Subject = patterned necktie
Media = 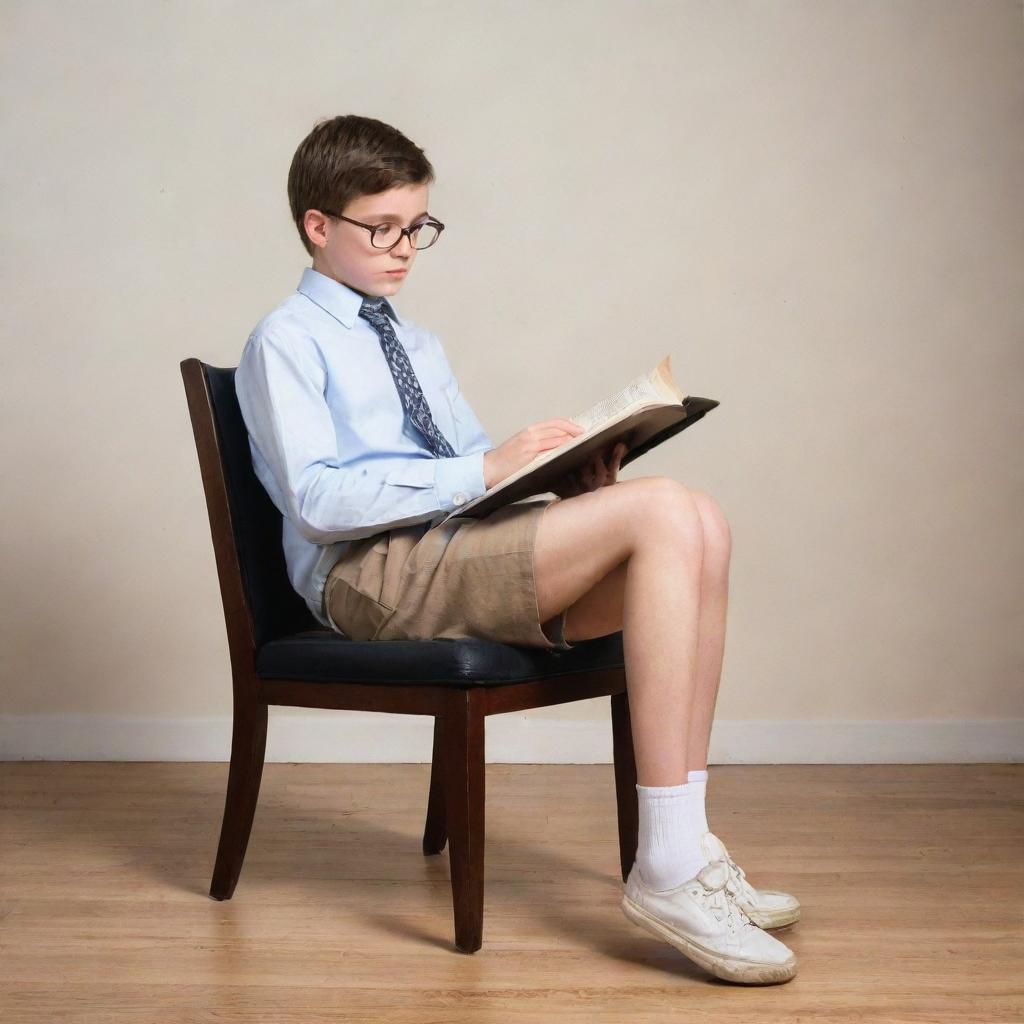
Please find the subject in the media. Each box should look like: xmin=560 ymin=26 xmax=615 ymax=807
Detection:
xmin=357 ymin=295 xmax=457 ymax=458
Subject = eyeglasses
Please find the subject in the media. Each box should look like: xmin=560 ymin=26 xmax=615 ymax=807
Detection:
xmin=320 ymin=209 xmax=445 ymax=250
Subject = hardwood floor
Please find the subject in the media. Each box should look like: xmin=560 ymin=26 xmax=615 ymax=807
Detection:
xmin=1 ymin=762 xmax=1020 ymax=1022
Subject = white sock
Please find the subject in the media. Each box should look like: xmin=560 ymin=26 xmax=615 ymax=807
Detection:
xmin=687 ymin=768 xmax=710 ymax=836
xmin=635 ymin=781 xmax=710 ymax=890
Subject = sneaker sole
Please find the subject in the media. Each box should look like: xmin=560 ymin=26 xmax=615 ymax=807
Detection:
xmin=743 ymin=903 xmax=801 ymax=930
xmin=620 ymin=893 xmax=798 ymax=985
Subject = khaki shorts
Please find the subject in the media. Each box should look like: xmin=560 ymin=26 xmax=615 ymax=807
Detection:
xmin=322 ymin=497 xmax=574 ymax=650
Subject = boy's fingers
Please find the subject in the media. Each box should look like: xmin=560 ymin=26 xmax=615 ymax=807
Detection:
xmin=555 ymin=418 xmax=586 ymax=435
xmin=603 ymin=445 xmax=624 ymax=485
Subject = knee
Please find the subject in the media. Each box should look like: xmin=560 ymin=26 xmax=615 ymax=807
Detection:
xmin=621 ymin=476 xmax=704 ymax=549
xmin=689 ymin=489 xmax=732 ymax=557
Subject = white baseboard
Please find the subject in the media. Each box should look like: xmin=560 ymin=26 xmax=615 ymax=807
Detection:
xmin=1 ymin=712 xmax=1021 ymax=763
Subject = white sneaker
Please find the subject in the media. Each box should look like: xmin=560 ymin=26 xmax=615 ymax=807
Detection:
xmin=701 ymin=832 xmax=801 ymax=930
xmin=621 ymin=858 xmax=798 ymax=985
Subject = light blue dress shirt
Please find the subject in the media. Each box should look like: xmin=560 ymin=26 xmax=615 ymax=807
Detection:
xmin=235 ymin=267 xmax=494 ymax=631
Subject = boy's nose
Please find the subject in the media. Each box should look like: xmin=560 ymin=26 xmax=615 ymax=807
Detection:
xmin=390 ymin=233 xmax=415 ymax=257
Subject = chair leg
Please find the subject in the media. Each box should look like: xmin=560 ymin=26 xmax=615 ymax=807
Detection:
xmin=210 ymin=699 xmax=268 ymax=900
xmin=423 ymin=716 xmax=448 ymax=855
xmin=611 ymin=690 xmax=638 ymax=883
xmin=441 ymin=689 xmax=486 ymax=953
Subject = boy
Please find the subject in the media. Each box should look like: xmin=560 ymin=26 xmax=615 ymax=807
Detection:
xmin=235 ymin=114 xmax=800 ymax=985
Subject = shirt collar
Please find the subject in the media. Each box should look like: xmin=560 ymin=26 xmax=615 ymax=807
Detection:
xmin=297 ymin=266 xmax=404 ymax=330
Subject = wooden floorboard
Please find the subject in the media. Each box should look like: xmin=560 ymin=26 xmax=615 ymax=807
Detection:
xmin=0 ymin=762 xmax=1020 ymax=1022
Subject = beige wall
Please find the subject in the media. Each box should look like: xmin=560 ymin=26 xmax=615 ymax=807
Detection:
xmin=2 ymin=1 xmax=1021 ymax=760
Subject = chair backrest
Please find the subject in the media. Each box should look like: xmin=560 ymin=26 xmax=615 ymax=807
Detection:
xmin=180 ymin=358 xmax=318 ymax=654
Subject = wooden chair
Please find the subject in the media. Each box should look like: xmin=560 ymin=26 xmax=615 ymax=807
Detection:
xmin=179 ymin=357 xmax=639 ymax=953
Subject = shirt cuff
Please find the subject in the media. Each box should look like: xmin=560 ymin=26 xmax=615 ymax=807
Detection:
xmin=433 ymin=450 xmax=489 ymax=511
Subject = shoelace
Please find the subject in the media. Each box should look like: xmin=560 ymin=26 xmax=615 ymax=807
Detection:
xmin=723 ymin=856 xmax=759 ymax=903
xmin=705 ymin=834 xmax=759 ymax=903
xmin=693 ymin=863 xmax=757 ymax=937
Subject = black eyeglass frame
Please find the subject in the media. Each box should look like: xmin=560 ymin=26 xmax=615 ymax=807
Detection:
xmin=319 ymin=209 xmax=446 ymax=250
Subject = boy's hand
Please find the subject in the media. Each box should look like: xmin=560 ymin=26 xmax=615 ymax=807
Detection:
xmin=550 ymin=441 xmax=627 ymax=499
xmin=483 ymin=418 xmax=586 ymax=489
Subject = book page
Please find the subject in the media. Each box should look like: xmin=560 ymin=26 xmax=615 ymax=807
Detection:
xmin=504 ymin=360 xmax=676 ymax=482
xmin=568 ymin=356 xmax=681 ymax=434
xmin=569 ymin=371 xmax=661 ymax=433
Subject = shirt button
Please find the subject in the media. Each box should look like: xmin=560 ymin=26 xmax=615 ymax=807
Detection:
xmin=454 ymin=492 xmax=467 ymax=506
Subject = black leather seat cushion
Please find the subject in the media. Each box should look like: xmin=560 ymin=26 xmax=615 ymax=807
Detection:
xmin=256 ymin=628 xmax=625 ymax=685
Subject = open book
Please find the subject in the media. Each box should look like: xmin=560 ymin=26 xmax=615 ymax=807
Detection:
xmin=440 ymin=355 xmax=719 ymax=524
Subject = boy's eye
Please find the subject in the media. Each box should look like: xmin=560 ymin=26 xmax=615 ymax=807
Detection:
xmin=369 ymin=219 xmax=439 ymax=249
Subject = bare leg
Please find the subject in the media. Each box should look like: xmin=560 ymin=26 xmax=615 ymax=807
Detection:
xmin=620 ymin=495 xmax=703 ymax=785
xmin=684 ymin=491 xmax=732 ymax=772
xmin=546 ymin=488 xmax=732 ymax=774
xmin=533 ymin=478 xmax=729 ymax=786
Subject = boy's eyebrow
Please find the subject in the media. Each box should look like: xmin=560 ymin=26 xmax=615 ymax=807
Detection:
xmin=367 ymin=210 xmax=430 ymax=222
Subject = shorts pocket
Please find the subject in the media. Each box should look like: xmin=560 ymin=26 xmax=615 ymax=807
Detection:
xmin=324 ymin=574 xmax=394 ymax=641
xmin=333 ymin=534 xmax=392 ymax=608
xmin=325 ymin=533 xmax=399 ymax=640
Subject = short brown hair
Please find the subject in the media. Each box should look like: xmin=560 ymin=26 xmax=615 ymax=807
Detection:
xmin=287 ymin=115 xmax=435 ymax=257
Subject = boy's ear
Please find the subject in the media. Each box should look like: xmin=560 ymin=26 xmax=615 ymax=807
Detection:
xmin=303 ymin=210 xmax=329 ymax=250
